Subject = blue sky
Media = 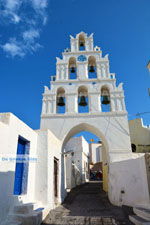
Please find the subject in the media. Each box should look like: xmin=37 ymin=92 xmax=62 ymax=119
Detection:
xmin=0 ymin=0 xmax=150 ymax=141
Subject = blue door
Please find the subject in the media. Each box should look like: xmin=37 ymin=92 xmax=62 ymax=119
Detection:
xmin=14 ymin=137 xmax=28 ymax=195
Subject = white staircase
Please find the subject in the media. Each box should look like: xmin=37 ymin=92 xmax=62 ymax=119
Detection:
xmin=129 ymin=206 xmax=150 ymax=225
xmin=1 ymin=203 xmax=44 ymax=225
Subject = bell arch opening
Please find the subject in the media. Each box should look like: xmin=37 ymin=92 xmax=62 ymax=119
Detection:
xmin=101 ymin=86 xmax=111 ymax=112
xmin=78 ymin=86 xmax=89 ymax=113
xmin=131 ymin=143 xmax=136 ymax=152
xmin=68 ymin=57 xmax=77 ymax=79
xmin=88 ymin=56 xmax=97 ymax=79
xmin=56 ymin=87 xmax=66 ymax=114
xmin=61 ymin=123 xmax=109 ymax=193
xmin=78 ymin=34 xmax=86 ymax=51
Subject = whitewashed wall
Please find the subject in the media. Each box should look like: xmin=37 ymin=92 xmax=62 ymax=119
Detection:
xmin=129 ymin=118 xmax=150 ymax=152
xmin=109 ymin=154 xmax=150 ymax=206
xmin=90 ymin=143 xmax=102 ymax=163
xmin=81 ymin=137 xmax=90 ymax=182
xmin=0 ymin=113 xmax=67 ymax=222
xmin=65 ymin=136 xmax=89 ymax=188
xmin=35 ymin=129 xmax=65 ymax=211
xmin=0 ymin=113 xmax=37 ymax=221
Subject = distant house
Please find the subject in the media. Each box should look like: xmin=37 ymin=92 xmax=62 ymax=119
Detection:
xmin=89 ymin=143 xmax=102 ymax=164
xmin=129 ymin=118 xmax=150 ymax=153
xmin=64 ymin=136 xmax=89 ymax=189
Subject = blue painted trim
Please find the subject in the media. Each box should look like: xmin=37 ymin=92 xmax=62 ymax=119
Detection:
xmin=14 ymin=136 xmax=30 ymax=195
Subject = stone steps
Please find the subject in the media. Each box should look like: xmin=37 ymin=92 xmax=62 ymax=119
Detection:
xmin=44 ymin=215 xmax=117 ymax=225
xmin=63 ymin=183 xmax=101 ymax=204
xmin=1 ymin=202 xmax=44 ymax=225
xmin=8 ymin=211 xmax=42 ymax=224
xmin=13 ymin=203 xmax=34 ymax=214
xmin=43 ymin=182 xmax=132 ymax=225
xmin=129 ymin=215 xmax=150 ymax=225
xmin=129 ymin=206 xmax=150 ymax=225
xmin=1 ymin=220 xmax=22 ymax=225
xmin=133 ymin=207 xmax=150 ymax=221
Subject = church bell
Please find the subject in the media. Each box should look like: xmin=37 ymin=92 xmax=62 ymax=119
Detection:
xmin=70 ymin=67 xmax=76 ymax=73
xmin=101 ymin=96 xmax=110 ymax=105
xmin=57 ymin=97 xmax=65 ymax=106
xmin=89 ymin=65 xmax=95 ymax=73
xmin=79 ymin=42 xmax=84 ymax=47
xmin=79 ymin=96 xmax=87 ymax=106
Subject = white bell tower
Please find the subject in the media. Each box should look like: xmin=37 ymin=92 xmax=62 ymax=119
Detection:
xmin=40 ymin=31 xmax=131 ymax=162
xmin=39 ymin=36 xmax=150 ymax=207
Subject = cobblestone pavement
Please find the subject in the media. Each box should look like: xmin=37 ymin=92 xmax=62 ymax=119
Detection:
xmin=42 ymin=182 xmax=134 ymax=225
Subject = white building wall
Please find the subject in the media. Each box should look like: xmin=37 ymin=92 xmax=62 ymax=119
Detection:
xmin=81 ymin=136 xmax=90 ymax=156
xmin=35 ymin=129 xmax=64 ymax=211
xmin=90 ymin=143 xmax=102 ymax=163
xmin=109 ymin=154 xmax=150 ymax=206
xmin=64 ymin=136 xmax=89 ymax=188
xmin=129 ymin=118 xmax=150 ymax=152
xmin=65 ymin=154 xmax=72 ymax=189
xmin=0 ymin=113 xmax=37 ymax=221
xmin=81 ymin=152 xmax=89 ymax=182
xmin=0 ymin=113 xmax=66 ymax=222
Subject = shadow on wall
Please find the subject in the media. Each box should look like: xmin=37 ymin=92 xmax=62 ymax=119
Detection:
xmin=0 ymin=171 xmax=43 ymax=224
xmin=0 ymin=171 xmax=17 ymax=221
xmin=60 ymin=154 xmax=67 ymax=202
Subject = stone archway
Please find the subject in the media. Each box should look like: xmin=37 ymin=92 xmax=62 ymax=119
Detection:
xmin=61 ymin=122 xmax=109 ymax=199
xmin=41 ymin=113 xmax=132 ymax=161
xmin=61 ymin=122 xmax=109 ymax=159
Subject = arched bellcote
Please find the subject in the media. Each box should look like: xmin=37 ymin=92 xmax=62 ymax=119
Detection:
xmin=40 ymin=32 xmax=133 ymax=206
xmin=41 ymin=31 xmax=127 ymax=118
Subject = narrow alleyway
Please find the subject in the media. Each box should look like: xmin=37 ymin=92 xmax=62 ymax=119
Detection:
xmin=42 ymin=182 xmax=134 ymax=225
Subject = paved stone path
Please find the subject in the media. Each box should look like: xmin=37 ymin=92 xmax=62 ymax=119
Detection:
xmin=42 ymin=182 xmax=134 ymax=225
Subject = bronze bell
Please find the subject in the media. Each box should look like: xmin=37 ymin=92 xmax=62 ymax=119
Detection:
xmin=80 ymin=42 xmax=84 ymax=47
xmin=89 ymin=65 xmax=95 ymax=73
xmin=70 ymin=67 xmax=76 ymax=73
xmin=101 ymin=96 xmax=110 ymax=105
xmin=57 ymin=97 xmax=65 ymax=106
xmin=79 ymin=96 xmax=87 ymax=106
